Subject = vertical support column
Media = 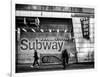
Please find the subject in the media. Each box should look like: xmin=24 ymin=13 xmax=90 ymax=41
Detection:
xmin=72 ymin=17 xmax=83 ymax=63
xmin=89 ymin=18 xmax=94 ymax=62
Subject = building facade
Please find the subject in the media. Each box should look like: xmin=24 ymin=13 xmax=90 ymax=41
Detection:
xmin=15 ymin=4 xmax=94 ymax=66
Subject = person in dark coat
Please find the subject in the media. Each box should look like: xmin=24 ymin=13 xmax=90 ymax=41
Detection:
xmin=31 ymin=50 xmax=39 ymax=68
xmin=62 ymin=49 xmax=69 ymax=69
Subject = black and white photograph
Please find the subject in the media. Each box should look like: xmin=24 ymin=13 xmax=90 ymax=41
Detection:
xmin=14 ymin=3 xmax=94 ymax=73
xmin=3 ymin=0 xmax=100 ymax=77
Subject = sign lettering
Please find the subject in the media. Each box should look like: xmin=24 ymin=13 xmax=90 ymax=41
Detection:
xmin=20 ymin=38 xmax=64 ymax=51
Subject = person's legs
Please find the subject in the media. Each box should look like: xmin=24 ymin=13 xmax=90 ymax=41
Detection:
xmin=63 ymin=59 xmax=66 ymax=69
xmin=32 ymin=60 xmax=36 ymax=66
xmin=30 ymin=60 xmax=36 ymax=67
xmin=36 ymin=60 xmax=39 ymax=66
xmin=66 ymin=58 xmax=69 ymax=64
xmin=35 ymin=60 xmax=39 ymax=68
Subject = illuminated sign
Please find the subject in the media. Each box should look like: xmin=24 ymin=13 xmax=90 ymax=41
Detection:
xmin=80 ymin=17 xmax=90 ymax=39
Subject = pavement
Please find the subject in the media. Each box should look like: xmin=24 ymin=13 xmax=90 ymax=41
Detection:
xmin=16 ymin=62 xmax=94 ymax=73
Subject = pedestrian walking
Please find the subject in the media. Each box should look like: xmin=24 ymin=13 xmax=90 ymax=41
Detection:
xmin=31 ymin=50 xmax=39 ymax=68
xmin=62 ymin=49 xmax=69 ymax=69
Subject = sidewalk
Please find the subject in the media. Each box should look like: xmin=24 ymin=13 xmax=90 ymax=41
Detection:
xmin=16 ymin=62 xmax=94 ymax=73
